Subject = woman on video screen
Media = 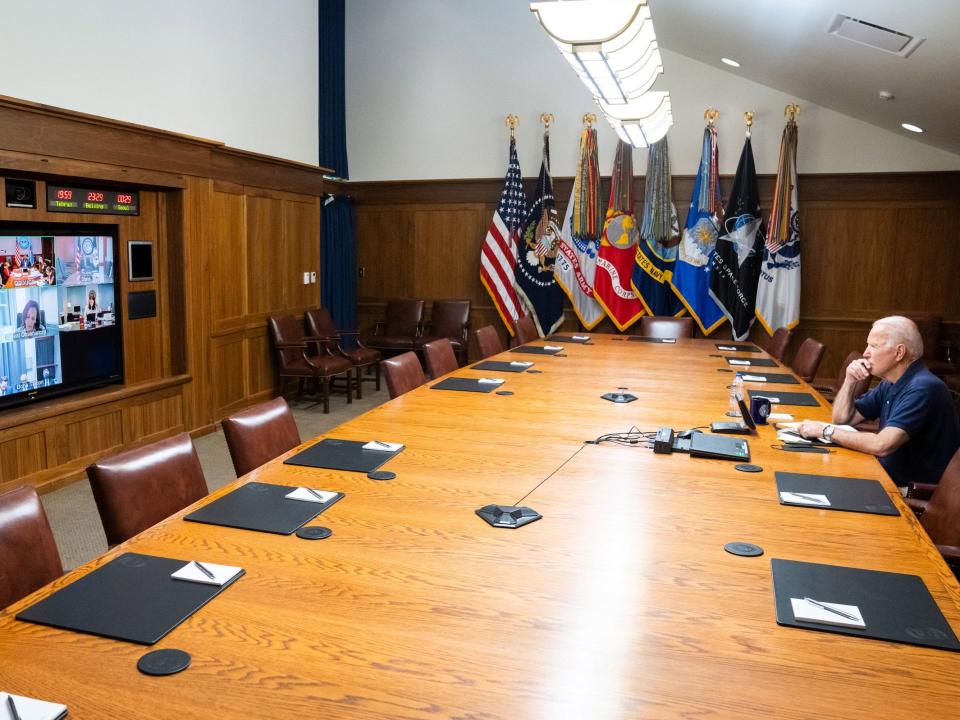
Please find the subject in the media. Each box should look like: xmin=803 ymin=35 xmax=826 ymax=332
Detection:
xmin=17 ymin=299 xmax=46 ymax=336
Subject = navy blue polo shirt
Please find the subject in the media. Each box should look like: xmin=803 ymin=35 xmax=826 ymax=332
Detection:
xmin=855 ymin=360 xmax=960 ymax=487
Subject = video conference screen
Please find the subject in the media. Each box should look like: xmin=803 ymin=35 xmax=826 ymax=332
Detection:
xmin=0 ymin=226 xmax=122 ymax=409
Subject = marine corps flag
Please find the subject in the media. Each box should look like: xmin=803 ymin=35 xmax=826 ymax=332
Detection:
xmin=515 ymin=130 xmax=565 ymax=337
xmin=671 ymin=125 xmax=725 ymax=334
xmin=756 ymin=114 xmax=801 ymax=334
xmin=594 ymin=141 xmax=645 ymax=331
xmin=554 ymin=125 xmax=604 ymax=329
xmin=632 ymin=137 xmax=684 ymax=317
xmin=709 ymin=133 xmax=767 ymax=341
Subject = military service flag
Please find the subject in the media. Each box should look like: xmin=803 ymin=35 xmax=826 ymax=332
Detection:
xmin=671 ymin=126 xmax=725 ymax=334
xmin=515 ymin=131 xmax=565 ymax=337
xmin=480 ymin=137 xmax=527 ymax=335
xmin=709 ymin=135 xmax=767 ymax=341
xmin=594 ymin=141 xmax=645 ymax=331
xmin=756 ymin=117 xmax=801 ymax=335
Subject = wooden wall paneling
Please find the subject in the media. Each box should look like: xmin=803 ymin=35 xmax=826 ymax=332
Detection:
xmin=246 ymin=328 xmax=275 ymax=400
xmin=245 ymin=196 xmax=285 ymax=315
xmin=412 ymin=205 xmax=488 ymax=302
xmin=282 ymin=198 xmax=320 ymax=309
xmin=356 ymin=208 xmax=414 ymax=305
xmin=122 ymin=389 xmax=186 ymax=445
xmin=0 ymin=430 xmax=47 ymax=485
xmin=164 ymin=189 xmax=187 ymax=377
xmin=62 ymin=409 xmax=124 ymax=464
xmin=211 ymin=334 xmax=248 ymax=417
xmin=891 ymin=206 xmax=960 ymax=316
xmin=208 ymin=185 xmax=248 ymax=325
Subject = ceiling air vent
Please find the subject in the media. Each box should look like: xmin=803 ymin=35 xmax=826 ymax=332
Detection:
xmin=827 ymin=14 xmax=924 ymax=57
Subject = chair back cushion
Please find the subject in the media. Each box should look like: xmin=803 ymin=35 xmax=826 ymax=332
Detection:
xmin=382 ymin=352 xmax=426 ymax=398
xmin=222 ymin=397 xmax=301 ymax=477
xmin=305 ymin=308 xmax=338 ymax=338
xmin=0 ymin=486 xmax=63 ymax=609
xmin=87 ymin=432 xmax=208 ymax=546
xmin=428 ymin=300 xmax=471 ymax=340
xmin=475 ymin=325 xmax=505 ymax=359
xmin=268 ymin=315 xmax=306 ymax=370
xmin=640 ymin=316 xmax=694 ymax=339
xmin=922 ymin=448 xmax=960 ymax=547
xmin=515 ymin=315 xmax=539 ymax=344
xmin=766 ymin=327 xmax=793 ymax=362
xmin=791 ymin=337 xmax=826 ymax=382
xmin=385 ymin=299 xmax=425 ymax=337
xmin=422 ymin=339 xmax=459 ymax=379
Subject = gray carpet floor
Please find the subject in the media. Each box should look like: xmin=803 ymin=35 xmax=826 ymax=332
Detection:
xmin=42 ymin=387 xmax=389 ymax=571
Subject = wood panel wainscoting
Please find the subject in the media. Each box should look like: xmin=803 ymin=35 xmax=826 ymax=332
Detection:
xmin=0 ymin=95 xmax=327 ymax=493
xmin=348 ymin=173 xmax=960 ymax=382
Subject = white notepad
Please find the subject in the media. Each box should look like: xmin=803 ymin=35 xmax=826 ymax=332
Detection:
xmin=170 ymin=561 xmax=243 ymax=587
xmin=754 ymin=395 xmax=780 ymax=403
xmin=572 ymin=335 xmax=589 ymax=340
xmin=509 ymin=361 xmax=533 ymax=367
xmin=477 ymin=377 xmax=505 ymax=384
xmin=791 ymin=597 xmax=865 ymax=628
xmin=742 ymin=374 xmax=767 ymax=382
xmin=780 ymin=491 xmax=831 ymax=507
xmin=768 ymin=413 xmax=794 ymax=422
xmin=729 ymin=359 xmax=750 ymax=365
xmin=285 ymin=487 xmax=339 ymax=504
xmin=0 ymin=693 xmax=67 ymax=720
xmin=543 ymin=345 xmax=563 ymax=351
xmin=362 ymin=440 xmax=404 ymax=452
xmin=661 ymin=338 xmax=677 ymax=343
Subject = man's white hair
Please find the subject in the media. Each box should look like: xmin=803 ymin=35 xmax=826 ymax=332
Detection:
xmin=872 ymin=316 xmax=923 ymax=361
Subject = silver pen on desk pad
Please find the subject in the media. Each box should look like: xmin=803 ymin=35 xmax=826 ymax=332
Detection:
xmin=7 ymin=694 xmax=22 ymax=720
xmin=786 ymin=492 xmax=828 ymax=504
xmin=193 ymin=561 xmax=216 ymax=580
xmin=305 ymin=487 xmax=327 ymax=502
xmin=370 ymin=440 xmax=392 ymax=449
xmin=804 ymin=597 xmax=859 ymax=621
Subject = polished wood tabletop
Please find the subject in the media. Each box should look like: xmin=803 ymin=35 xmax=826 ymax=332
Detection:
xmin=2 ymin=335 xmax=959 ymax=719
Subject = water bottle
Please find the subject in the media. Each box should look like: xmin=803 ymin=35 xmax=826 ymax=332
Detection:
xmin=729 ymin=373 xmax=743 ymax=415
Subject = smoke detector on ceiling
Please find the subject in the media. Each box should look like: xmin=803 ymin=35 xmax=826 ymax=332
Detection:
xmin=827 ymin=14 xmax=925 ymax=57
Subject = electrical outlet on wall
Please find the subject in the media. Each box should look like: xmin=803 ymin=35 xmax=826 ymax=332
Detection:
xmin=310 ymin=271 xmax=317 ymax=283
xmin=302 ymin=272 xmax=310 ymax=285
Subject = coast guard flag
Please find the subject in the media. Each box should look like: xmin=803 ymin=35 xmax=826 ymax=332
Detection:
xmin=554 ymin=126 xmax=604 ymax=329
xmin=671 ymin=126 xmax=725 ymax=334
xmin=632 ymin=137 xmax=685 ymax=317
xmin=515 ymin=132 xmax=565 ymax=337
xmin=709 ymin=135 xmax=767 ymax=341
xmin=756 ymin=118 xmax=801 ymax=334
xmin=594 ymin=141 xmax=645 ymax=331
xmin=480 ymin=137 xmax=527 ymax=335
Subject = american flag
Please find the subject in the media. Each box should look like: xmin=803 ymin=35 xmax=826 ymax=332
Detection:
xmin=76 ymin=238 xmax=81 ymax=277
xmin=480 ymin=138 xmax=527 ymax=335
xmin=13 ymin=240 xmax=23 ymax=269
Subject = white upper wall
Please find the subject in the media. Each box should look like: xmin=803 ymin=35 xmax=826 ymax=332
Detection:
xmin=346 ymin=0 xmax=960 ymax=180
xmin=0 ymin=0 xmax=319 ymax=166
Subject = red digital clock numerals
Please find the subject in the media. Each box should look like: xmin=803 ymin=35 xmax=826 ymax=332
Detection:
xmin=57 ymin=189 xmax=73 ymax=200
xmin=87 ymin=191 xmax=105 ymax=202
xmin=116 ymin=193 xmax=133 ymax=205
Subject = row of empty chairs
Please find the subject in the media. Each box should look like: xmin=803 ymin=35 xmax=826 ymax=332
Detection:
xmin=382 ymin=339 xmax=459 ymax=398
xmin=367 ymin=299 xmax=471 ymax=366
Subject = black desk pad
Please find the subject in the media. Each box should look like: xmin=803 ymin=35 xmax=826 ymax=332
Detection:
xmin=471 ymin=360 xmax=532 ymax=373
xmin=749 ymin=390 xmax=819 ymax=407
xmin=510 ymin=345 xmax=563 ymax=355
xmin=775 ymin=472 xmax=899 ymax=516
xmin=283 ymin=438 xmax=402 ymax=473
xmin=627 ymin=336 xmax=677 ymax=344
xmin=16 ymin=553 xmax=244 ymax=645
xmin=549 ymin=335 xmax=591 ymax=343
xmin=431 ymin=377 xmax=500 ymax=393
xmin=726 ymin=357 xmax=777 ymax=367
xmin=716 ymin=343 xmax=762 ymax=353
xmin=771 ymin=559 xmax=960 ymax=651
xmin=185 ymin=482 xmax=343 ymax=534
xmin=738 ymin=372 xmax=800 ymax=385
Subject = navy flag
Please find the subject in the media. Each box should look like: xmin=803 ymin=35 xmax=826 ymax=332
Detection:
xmin=709 ymin=135 xmax=766 ymax=341
xmin=515 ymin=132 xmax=565 ymax=337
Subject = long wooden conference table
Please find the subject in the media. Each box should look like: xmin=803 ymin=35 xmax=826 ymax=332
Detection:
xmin=2 ymin=335 xmax=959 ymax=719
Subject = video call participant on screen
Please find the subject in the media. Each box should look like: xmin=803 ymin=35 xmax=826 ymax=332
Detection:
xmin=86 ymin=289 xmax=100 ymax=314
xmin=0 ymin=376 xmax=8 ymax=395
xmin=16 ymin=299 xmax=46 ymax=337
xmin=799 ymin=316 xmax=960 ymax=490
xmin=1 ymin=260 xmax=11 ymax=284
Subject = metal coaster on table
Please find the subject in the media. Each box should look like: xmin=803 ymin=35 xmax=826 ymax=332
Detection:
xmin=296 ymin=526 xmax=332 ymax=540
xmin=724 ymin=542 xmax=764 ymax=557
xmin=137 ymin=649 xmax=191 ymax=676
xmin=367 ymin=470 xmax=396 ymax=481
xmin=496 ymin=390 xmax=514 ymax=396
xmin=735 ymin=464 xmax=763 ymax=473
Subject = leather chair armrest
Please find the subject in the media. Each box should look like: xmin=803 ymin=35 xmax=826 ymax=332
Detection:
xmin=371 ymin=321 xmax=386 ymax=336
xmin=275 ymin=340 xmax=306 ymax=349
xmin=908 ymin=482 xmax=938 ymax=500
xmin=936 ymin=544 xmax=960 ymax=566
xmin=905 ymin=497 xmax=928 ymax=516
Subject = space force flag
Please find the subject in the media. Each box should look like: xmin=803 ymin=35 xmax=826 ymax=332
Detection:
xmin=554 ymin=126 xmax=604 ymax=329
xmin=480 ymin=136 xmax=527 ymax=335
xmin=756 ymin=117 xmax=800 ymax=335
xmin=709 ymin=135 xmax=767 ymax=341
xmin=632 ymin=137 xmax=685 ymax=317
xmin=670 ymin=125 xmax=725 ymax=334
xmin=515 ymin=131 xmax=565 ymax=337
xmin=594 ymin=141 xmax=645 ymax=331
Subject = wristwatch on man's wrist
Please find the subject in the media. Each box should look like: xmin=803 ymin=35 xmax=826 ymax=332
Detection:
xmin=822 ymin=424 xmax=836 ymax=442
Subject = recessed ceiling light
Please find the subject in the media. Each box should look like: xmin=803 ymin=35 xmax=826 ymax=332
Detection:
xmin=901 ymin=123 xmax=924 ymax=133
xmin=721 ymin=57 xmax=741 ymax=67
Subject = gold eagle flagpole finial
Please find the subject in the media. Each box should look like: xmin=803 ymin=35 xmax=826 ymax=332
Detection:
xmin=704 ymin=108 xmax=720 ymax=126
xmin=582 ymin=112 xmax=596 ymax=128
xmin=743 ymin=110 xmax=755 ymax=137
xmin=505 ymin=114 xmax=519 ymax=139
xmin=540 ymin=112 xmax=554 ymax=133
xmin=784 ymin=104 xmax=800 ymax=123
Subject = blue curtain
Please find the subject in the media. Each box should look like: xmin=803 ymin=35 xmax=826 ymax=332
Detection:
xmin=321 ymin=197 xmax=357 ymax=333
xmin=319 ymin=0 xmax=348 ymax=178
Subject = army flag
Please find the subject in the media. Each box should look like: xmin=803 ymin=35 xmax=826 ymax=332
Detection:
xmin=515 ymin=131 xmax=565 ymax=337
xmin=480 ymin=136 xmax=527 ymax=335
xmin=632 ymin=137 xmax=685 ymax=317
xmin=554 ymin=126 xmax=604 ymax=329
xmin=671 ymin=126 xmax=725 ymax=334
xmin=594 ymin=141 xmax=645 ymax=331
xmin=709 ymin=135 xmax=767 ymax=341
xmin=756 ymin=118 xmax=801 ymax=334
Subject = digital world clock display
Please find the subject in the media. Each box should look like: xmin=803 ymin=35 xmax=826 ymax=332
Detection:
xmin=46 ymin=185 xmax=140 ymax=215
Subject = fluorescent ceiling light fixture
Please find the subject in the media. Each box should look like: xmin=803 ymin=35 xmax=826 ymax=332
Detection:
xmin=598 ymin=92 xmax=673 ymax=148
xmin=721 ymin=57 xmax=741 ymax=67
xmin=901 ymin=122 xmax=923 ymax=133
xmin=531 ymin=1 xmax=662 ymax=104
